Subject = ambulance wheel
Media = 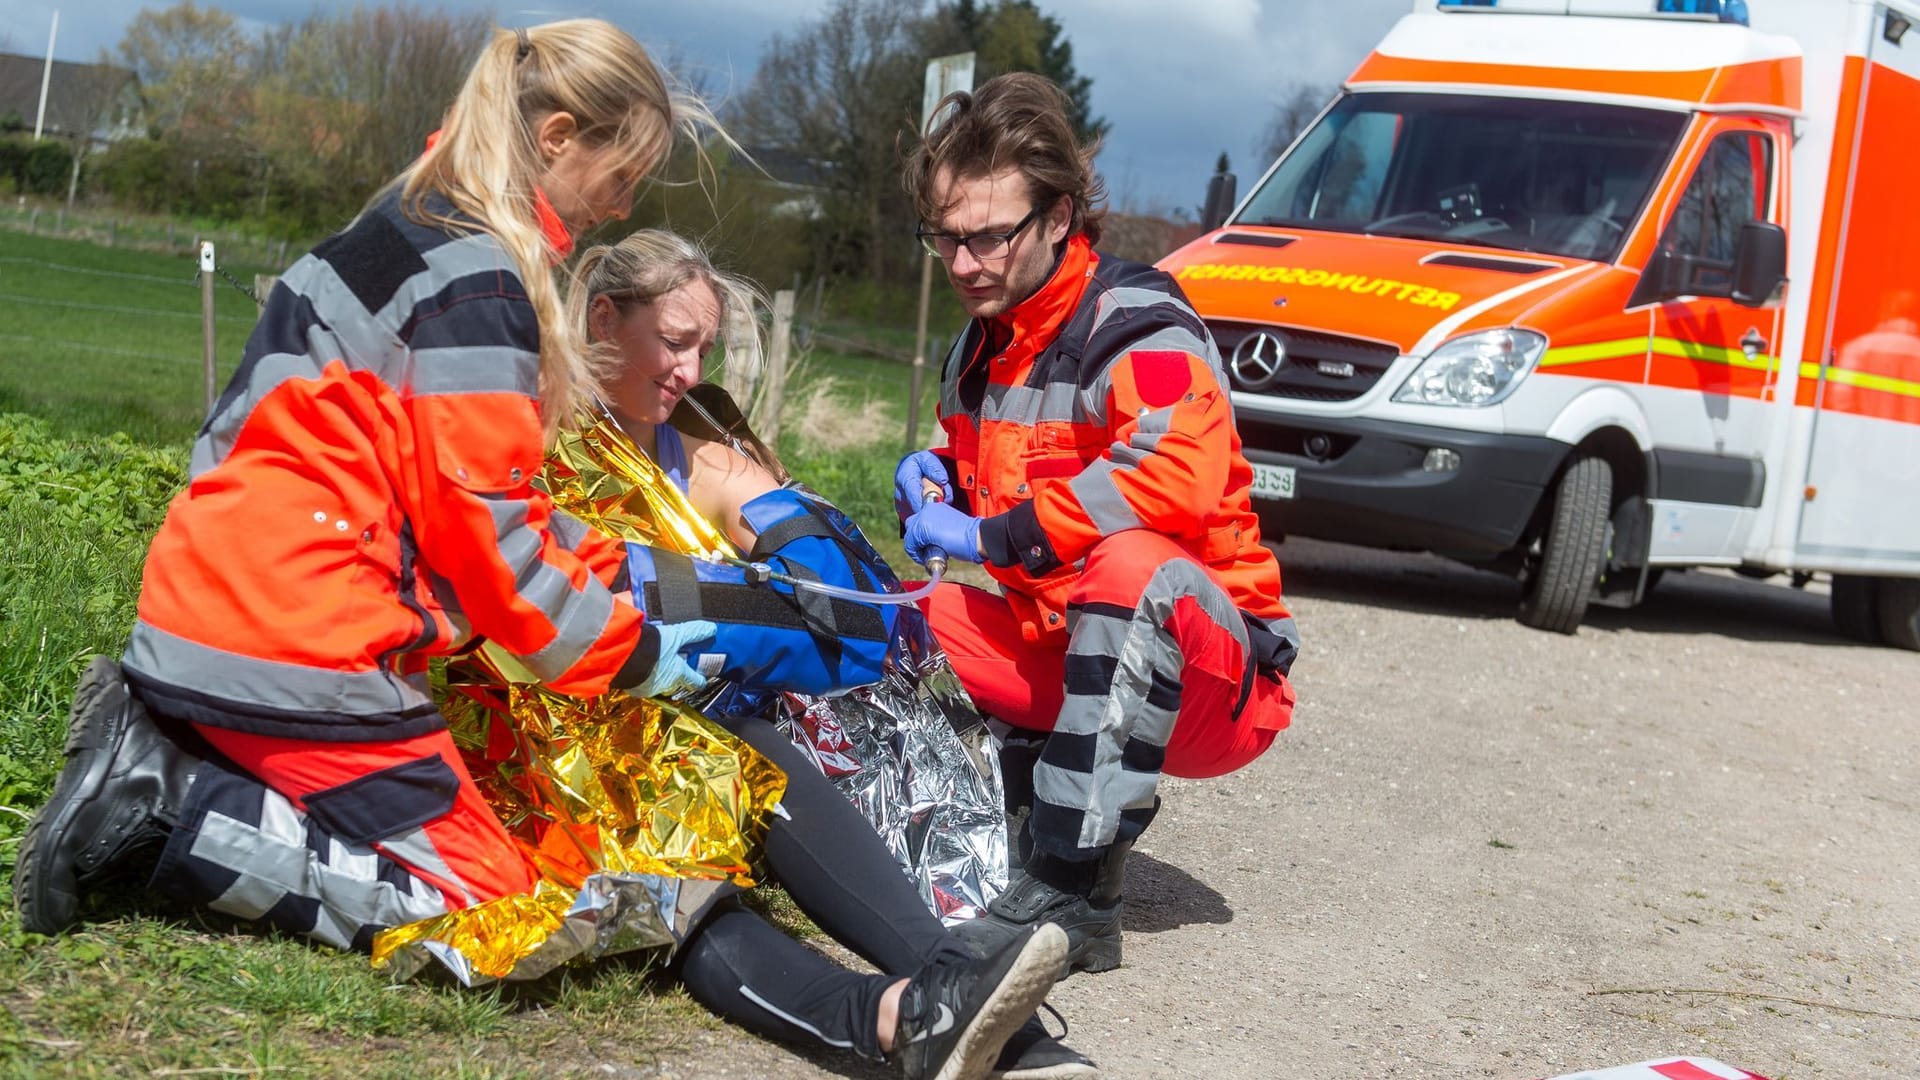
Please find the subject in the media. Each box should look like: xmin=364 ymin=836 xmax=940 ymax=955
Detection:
xmin=1874 ymin=578 xmax=1920 ymax=651
xmin=1830 ymin=574 xmax=1882 ymax=644
xmin=1519 ymin=453 xmax=1612 ymax=634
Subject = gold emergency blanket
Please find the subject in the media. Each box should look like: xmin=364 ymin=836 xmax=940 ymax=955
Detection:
xmin=370 ymin=414 xmax=784 ymax=986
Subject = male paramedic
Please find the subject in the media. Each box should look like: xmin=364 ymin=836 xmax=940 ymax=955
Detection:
xmin=894 ymin=72 xmax=1300 ymax=975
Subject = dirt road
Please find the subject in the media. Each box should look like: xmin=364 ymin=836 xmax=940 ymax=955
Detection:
xmin=661 ymin=539 xmax=1920 ymax=1080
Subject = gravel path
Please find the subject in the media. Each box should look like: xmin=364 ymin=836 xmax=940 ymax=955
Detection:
xmin=641 ymin=539 xmax=1920 ymax=1080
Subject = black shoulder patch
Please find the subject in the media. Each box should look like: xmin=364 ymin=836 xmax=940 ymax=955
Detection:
xmin=312 ymin=210 xmax=429 ymax=317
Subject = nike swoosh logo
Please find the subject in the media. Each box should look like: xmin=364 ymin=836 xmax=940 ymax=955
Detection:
xmin=902 ymin=1002 xmax=957 ymax=1044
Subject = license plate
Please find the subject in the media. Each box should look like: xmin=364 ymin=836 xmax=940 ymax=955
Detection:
xmin=1250 ymin=462 xmax=1296 ymax=500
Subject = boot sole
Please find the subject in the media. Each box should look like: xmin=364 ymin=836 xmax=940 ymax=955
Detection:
xmin=937 ymin=923 xmax=1069 ymax=1080
xmin=14 ymin=658 xmax=128 ymax=935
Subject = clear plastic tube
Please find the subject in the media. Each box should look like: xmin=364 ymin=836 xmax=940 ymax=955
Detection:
xmin=714 ymin=552 xmax=946 ymax=605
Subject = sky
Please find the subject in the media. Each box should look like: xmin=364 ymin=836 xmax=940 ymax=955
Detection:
xmin=0 ymin=0 xmax=1413 ymax=214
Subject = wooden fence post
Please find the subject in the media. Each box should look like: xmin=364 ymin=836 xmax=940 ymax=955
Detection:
xmin=200 ymin=242 xmax=218 ymax=414
xmin=756 ymin=289 xmax=797 ymax=446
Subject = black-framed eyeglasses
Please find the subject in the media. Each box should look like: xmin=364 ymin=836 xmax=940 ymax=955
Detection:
xmin=916 ymin=205 xmax=1043 ymax=261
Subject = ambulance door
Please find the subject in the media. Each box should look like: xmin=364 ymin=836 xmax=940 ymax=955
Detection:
xmin=1797 ymin=8 xmax=1920 ymax=564
xmin=1640 ymin=122 xmax=1786 ymax=559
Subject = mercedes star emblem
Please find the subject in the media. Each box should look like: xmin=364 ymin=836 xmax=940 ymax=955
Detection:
xmin=1230 ymin=331 xmax=1288 ymax=391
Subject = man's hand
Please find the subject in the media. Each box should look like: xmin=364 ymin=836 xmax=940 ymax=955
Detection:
xmin=893 ymin=450 xmax=953 ymax=521
xmin=631 ymin=618 xmax=718 ymax=699
xmin=903 ymin=501 xmax=982 ymax=566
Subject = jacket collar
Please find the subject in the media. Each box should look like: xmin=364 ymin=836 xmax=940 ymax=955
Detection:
xmin=423 ymin=129 xmax=575 ymax=261
xmin=532 ymin=187 xmax=575 ymax=261
xmin=989 ymin=234 xmax=1095 ymax=352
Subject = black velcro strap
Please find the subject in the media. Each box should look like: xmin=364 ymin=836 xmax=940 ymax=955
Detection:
xmin=651 ymin=551 xmax=704 ymax=623
xmin=749 ymin=511 xmax=837 ymax=561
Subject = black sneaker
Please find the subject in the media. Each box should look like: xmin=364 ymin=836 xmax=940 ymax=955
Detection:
xmin=14 ymin=657 xmax=199 ymax=935
xmin=953 ymin=870 xmax=1121 ymax=977
xmin=991 ymin=1011 xmax=1099 ymax=1079
xmin=894 ymin=922 xmax=1067 ymax=1080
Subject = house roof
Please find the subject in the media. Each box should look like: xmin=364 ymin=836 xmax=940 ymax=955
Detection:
xmin=0 ymin=53 xmax=139 ymax=138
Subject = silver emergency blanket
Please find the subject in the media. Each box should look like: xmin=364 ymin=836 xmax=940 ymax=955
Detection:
xmin=705 ymin=589 xmax=1008 ymax=925
xmin=376 ymin=873 xmax=735 ymax=987
xmin=773 ymin=647 xmax=1009 ymax=924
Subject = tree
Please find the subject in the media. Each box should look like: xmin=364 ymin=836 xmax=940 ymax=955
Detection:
xmin=731 ymin=0 xmax=931 ymax=282
xmin=116 ymin=0 xmax=250 ymax=135
xmin=1257 ymin=82 xmax=1337 ymax=165
xmin=940 ymin=1 xmax=1106 ymax=145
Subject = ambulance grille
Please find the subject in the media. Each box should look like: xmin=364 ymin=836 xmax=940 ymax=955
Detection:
xmin=1208 ymin=321 xmax=1401 ymax=402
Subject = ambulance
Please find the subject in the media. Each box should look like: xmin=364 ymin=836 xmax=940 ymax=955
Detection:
xmin=1158 ymin=0 xmax=1920 ymax=646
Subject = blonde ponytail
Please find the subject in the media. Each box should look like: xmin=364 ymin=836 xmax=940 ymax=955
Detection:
xmin=391 ymin=19 xmax=727 ymax=440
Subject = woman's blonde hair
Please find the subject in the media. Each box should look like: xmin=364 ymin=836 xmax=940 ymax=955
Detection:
xmin=570 ymin=229 xmax=768 ymax=404
xmin=396 ymin=19 xmax=722 ymax=436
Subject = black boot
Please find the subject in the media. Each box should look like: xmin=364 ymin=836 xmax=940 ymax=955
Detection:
xmin=954 ymin=852 xmax=1122 ymax=977
xmin=14 ymin=656 xmax=201 ymax=935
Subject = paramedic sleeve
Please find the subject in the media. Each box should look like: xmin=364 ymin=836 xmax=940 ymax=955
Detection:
xmin=978 ymin=348 xmax=1234 ymax=574
xmin=402 ymin=290 xmax=654 ymax=698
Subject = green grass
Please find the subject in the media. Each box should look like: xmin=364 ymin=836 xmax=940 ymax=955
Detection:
xmin=0 ymin=230 xmax=947 ymax=1077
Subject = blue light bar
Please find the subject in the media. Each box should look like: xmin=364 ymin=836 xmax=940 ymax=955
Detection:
xmin=1436 ymin=0 xmax=1750 ymax=24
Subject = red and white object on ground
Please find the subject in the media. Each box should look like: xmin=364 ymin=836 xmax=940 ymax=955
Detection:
xmin=1544 ymin=1058 xmax=1772 ymax=1080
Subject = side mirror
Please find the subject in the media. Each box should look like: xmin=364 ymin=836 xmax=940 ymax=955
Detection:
xmin=1201 ymin=172 xmax=1237 ymax=232
xmin=1730 ymin=220 xmax=1787 ymax=307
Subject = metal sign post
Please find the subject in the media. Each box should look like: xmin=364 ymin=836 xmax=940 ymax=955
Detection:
xmin=905 ymin=51 xmax=974 ymax=451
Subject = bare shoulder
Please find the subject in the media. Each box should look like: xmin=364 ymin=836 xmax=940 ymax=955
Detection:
xmin=683 ymin=432 xmax=780 ymax=547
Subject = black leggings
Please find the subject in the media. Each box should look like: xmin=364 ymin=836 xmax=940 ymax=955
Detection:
xmin=675 ymin=715 xmax=971 ymax=1061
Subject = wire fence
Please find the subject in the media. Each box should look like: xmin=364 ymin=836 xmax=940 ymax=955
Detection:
xmin=0 ymin=201 xmax=298 ymax=268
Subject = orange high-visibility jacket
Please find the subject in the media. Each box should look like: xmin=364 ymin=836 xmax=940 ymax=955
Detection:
xmin=123 ymin=192 xmax=659 ymax=742
xmin=936 ymin=236 xmax=1292 ymax=644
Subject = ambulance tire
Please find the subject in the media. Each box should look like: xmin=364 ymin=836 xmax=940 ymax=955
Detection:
xmin=1874 ymin=577 xmax=1920 ymax=651
xmin=1518 ymin=453 xmax=1611 ymax=635
xmin=1830 ymin=574 xmax=1882 ymax=645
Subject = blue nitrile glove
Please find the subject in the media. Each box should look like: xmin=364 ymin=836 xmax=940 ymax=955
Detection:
xmin=903 ymin=501 xmax=983 ymax=566
xmin=632 ymin=618 xmax=718 ymax=699
xmin=893 ymin=450 xmax=953 ymax=521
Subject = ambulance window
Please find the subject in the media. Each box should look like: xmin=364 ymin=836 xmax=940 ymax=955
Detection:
xmin=1662 ymin=132 xmax=1773 ymax=286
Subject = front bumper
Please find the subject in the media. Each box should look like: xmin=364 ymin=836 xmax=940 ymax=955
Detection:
xmin=1238 ymin=413 xmax=1569 ymax=559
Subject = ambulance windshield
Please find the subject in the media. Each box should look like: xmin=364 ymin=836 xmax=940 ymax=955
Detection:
xmin=1237 ymin=92 xmax=1686 ymax=262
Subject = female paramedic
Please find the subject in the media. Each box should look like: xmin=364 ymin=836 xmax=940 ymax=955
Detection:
xmin=14 ymin=23 xmax=1065 ymax=1080
xmin=573 ymin=229 xmax=1096 ymax=1080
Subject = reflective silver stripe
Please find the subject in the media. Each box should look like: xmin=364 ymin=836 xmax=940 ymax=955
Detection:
xmin=1111 ymin=324 xmax=1211 ymax=360
xmin=738 ymin=985 xmax=855 ymax=1049
xmin=285 ymin=255 xmax=414 ymax=380
xmin=1249 ymin=611 xmax=1302 ymax=652
xmin=193 ymin=795 xmax=452 ymax=949
xmin=376 ymin=232 xmax=517 ymax=326
xmin=1041 ymin=558 xmax=1246 ymax=848
xmin=125 ymin=619 xmax=435 ymax=716
xmin=424 ymin=567 xmax=473 ymax=643
xmin=478 ymin=494 xmax=618 ymax=680
xmin=1069 ymin=459 xmax=1143 ymax=536
xmin=409 ymin=345 xmax=538 ymax=398
xmin=980 ymin=382 xmax=1042 ymax=424
xmin=549 ymin=509 xmax=590 ymax=553
xmin=1090 ymin=285 xmax=1181 ymax=331
xmin=379 ymin=824 xmax=480 ymax=907
xmin=1137 ymin=406 xmax=1175 ymax=436
xmin=1037 ymin=380 xmax=1086 ymax=424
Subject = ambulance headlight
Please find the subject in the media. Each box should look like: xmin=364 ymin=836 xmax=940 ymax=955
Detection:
xmin=1393 ymin=329 xmax=1547 ymax=407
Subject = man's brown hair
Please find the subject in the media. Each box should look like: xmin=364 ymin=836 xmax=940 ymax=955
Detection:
xmin=904 ymin=72 xmax=1107 ymax=246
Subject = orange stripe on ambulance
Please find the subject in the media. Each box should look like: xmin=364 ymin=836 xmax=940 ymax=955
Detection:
xmin=1174 ymin=263 xmax=1462 ymax=310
